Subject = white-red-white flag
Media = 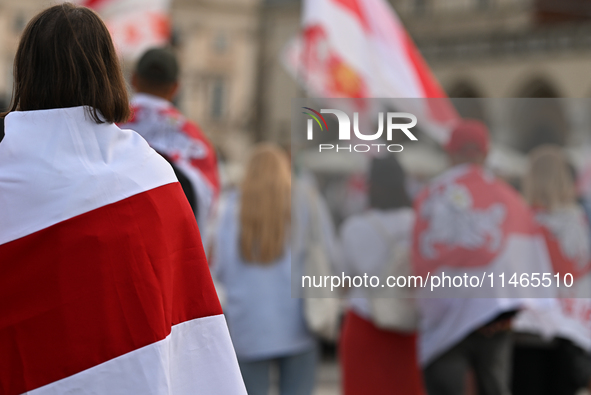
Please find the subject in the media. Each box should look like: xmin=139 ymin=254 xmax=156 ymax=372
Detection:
xmin=0 ymin=107 xmax=246 ymax=395
xmin=282 ymin=0 xmax=458 ymax=143
xmin=533 ymin=206 xmax=591 ymax=352
xmin=76 ymin=0 xmax=171 ymax=60
xmin=412 ymin=164 xmax=554 ymax=365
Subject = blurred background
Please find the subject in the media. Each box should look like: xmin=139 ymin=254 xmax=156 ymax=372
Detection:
xmin=4 ymin=0 xmax=591 ymax=164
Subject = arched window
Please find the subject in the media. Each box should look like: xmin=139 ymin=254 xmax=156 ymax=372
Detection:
xmin=448 ymin=81 xmax=487 ymax=123
xmin=511 ymin=78 xmax=567 ymax=152
xmin=516 ymin=78 xmax=561 ymax=98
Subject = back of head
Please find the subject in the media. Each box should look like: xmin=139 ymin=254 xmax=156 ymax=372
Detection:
xmin=6 ymin=3 xmax=130 ymax=123
xmin=523 ymin=144 xmax=575 ymax=210
xmin=133 ymin=48 xmax=179 ymax=97
xmin=240 ymin=143 xmax=291 ymax=264
xmin=445 ymin=119 xmax=490 ymax=166
xmin=368 ymin=155 xmax=411 ymax=210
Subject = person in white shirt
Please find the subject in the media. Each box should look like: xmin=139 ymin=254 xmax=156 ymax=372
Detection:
xmin=339 ymin=155 xmax=424 ymax=395
xmin=512 ymin=144 xmax=591 ymax=395
xmin=119 ymin=48 xmax=220 ymax=236
xmin=414 ymin=120 xmax=526 ymax=395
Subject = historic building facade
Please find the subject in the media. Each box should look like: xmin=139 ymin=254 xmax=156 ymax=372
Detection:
xmin=393 ymin=0 xmax=591 ymax=152
xmin=0 ymin=0 xmax=45 ymax=109
xmin=3 ymin=0 xmax=591 ymax=156
xmin=256 ymin=0 xmax=591 ymax=154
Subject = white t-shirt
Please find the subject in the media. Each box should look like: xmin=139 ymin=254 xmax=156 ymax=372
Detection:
xmin=340 ymin=207 xmax=414 ymax=319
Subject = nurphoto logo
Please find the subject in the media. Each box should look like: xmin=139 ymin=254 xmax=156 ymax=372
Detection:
xmin=303 ymin=107 xmax=418 ymax=153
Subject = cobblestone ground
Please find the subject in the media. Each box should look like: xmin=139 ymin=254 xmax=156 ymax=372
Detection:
xmin=268 ymin=358 xmax=341 ymax=395
xmin=314 ymin=359 xmax=341 ymax=395
xmin=269 ymin=359 xmax=591 ymax=395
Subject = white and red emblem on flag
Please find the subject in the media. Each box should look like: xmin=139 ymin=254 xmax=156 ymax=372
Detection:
xmin=412 ymin=164 xmax=554 ymax=365
xmin=534 ymin=206 xmax=591 ymax=351
xmin=282 ymin=0 xmax=458 ymax=143
xmin=76 ymin=0 xmax=171 ymax=60
xmin=0 ymin=107 xmax=246 ymax=395
xmin=412 ymin=165 xmax=542 ymax=277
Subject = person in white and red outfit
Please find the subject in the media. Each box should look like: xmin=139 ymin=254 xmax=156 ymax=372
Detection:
xmin=0 ymin=4 xmax=245 ymax=394
xmin=339 ymin=155 xmax=425 ymax=395
xmin=119 ymin=48 xmax=220 ymax=237
xmin=512 ymin=145 xmax=591 ymax=395
xmin=413 ymin=120 xmax=552 ymax=395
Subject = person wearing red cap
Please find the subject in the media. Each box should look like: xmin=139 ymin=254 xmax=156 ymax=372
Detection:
xmin=444 ymin=119 xmax=490 ymax=165
xmin=412 ymin=120 xmax=545 ymax=395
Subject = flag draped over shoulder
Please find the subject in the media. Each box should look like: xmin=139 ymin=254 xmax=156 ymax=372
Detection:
xmin=412 ymin=164 xmax=554 ymax=365
xmin=413 ymin=164 xmax=544 ymax=277
xmin=75 ymin=0 xmax=171 ymax=61
xmin=282 ymin=0 xmax=458 ymax=143
xmin=0 ymin=107 xmax=246 ymax=395
xmin=119 ymin=93 xmax=220 ymax=234
xmin=533 ymin=206 xmax=591 ymax=351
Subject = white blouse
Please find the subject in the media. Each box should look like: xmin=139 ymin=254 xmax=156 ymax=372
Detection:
xmin=340 ymin=207 xmax=415 ymax=319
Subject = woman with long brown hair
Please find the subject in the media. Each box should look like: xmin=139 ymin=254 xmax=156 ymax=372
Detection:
xmin=213 ymin=143 xmax=318 ymax=395
xmin=0 ymin=4 xmax=245 ymax=394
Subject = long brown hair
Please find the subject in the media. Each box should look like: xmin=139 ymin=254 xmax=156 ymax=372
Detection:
xmin=523 ymin=144 xmax=575 ymax=210
xmin=369 ymin=155 xmax=411 ymax=210
xmin=239 ymin=144 xmax=291 ymax=264
xmin=3 ymin=3 xmax=130 ymax=123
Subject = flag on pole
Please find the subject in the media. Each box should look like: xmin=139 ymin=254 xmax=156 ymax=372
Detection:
xmin=0 ymin=107 xmax=246 ymax=395
xmin=282 ymin=0 xmax=458 ymax=143
xmin=76 ymin=0 xmax=172 ymax=60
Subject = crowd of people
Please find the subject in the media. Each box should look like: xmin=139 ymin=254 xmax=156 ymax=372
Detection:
xmin=199 ymin=120 xmax=591 ymax=395
xmin=1 ymin=3 xmax=591 ymax=395
xmin=207 ymin=124 xmax=591 ymax=395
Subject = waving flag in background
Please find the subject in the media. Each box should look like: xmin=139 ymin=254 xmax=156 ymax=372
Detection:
xmin=76 ymin=0 xmax=171 ymax=60
xmin=282 ymin=0 xmax=458 ymax=143
xmin=0 ymin=107 xmax=246 ymax=395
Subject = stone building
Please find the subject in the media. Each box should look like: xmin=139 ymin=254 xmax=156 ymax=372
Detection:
xmin=171 ymin=0 xmax=261 ymax=160
xmin=0 ymin=0 xmax=45 ymax=108
xmin=393 ymin=0 xmax=591 ymax=152
xmin=4 ymin=0 xmax=591 ymax=157
xmin=255 ymin=0 xmax=591 ymax=155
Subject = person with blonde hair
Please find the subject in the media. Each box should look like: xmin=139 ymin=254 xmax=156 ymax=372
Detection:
xmin=523 ymin=145 xmax=577 ymax=211
xmin=513 ymin=144 xmax=591 ymax=395
xmin=212 ymin=143 xmax=318 ymax=395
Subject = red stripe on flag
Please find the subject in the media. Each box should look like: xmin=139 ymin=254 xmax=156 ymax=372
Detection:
xmin=79 ymin=0 xmax=113 ymax=9
xmin=0 ymin=183 xmax=222 ymax=395
xmin=402 ymin=32 xmax=447 ymax=99
xmin=403 ymin=32 xmax=459 ymax=124
xmin=333 ymin=0 xmax=370 ymax=32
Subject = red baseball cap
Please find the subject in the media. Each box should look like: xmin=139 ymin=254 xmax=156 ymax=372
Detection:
xmin=445 ymin=119 xmax=489 ymax=155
